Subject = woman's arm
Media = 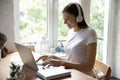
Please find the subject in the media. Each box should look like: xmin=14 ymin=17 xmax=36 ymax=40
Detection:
xmin=37 ymin=43 xmax=97 ymax=72
xmin=62 ymin=43 xmax=97 ymax=72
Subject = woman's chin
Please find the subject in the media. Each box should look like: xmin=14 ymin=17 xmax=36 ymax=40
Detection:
xmin=67 ymin=26 xmax=72 ymax=29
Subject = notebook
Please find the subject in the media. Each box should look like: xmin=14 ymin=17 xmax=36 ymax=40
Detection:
xmin=15 ymin=43 xmax=71 ymax=80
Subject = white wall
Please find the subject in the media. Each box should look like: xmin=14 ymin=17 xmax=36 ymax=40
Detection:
xmin=110 ymin=0 xmax=120 ymax=78
xmin=0 ymin=0 xmax=19 ymax=53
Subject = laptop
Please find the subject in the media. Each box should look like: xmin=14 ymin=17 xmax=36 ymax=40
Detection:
xmin=14 ymin=43 xmax=71 ymax=80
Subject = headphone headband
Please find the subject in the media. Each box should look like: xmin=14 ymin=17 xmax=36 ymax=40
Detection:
xmin=75 ymin=3 xmax=83 ymax=22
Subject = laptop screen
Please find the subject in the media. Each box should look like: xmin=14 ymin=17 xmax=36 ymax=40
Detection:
xmin=15 ymin=42 xmax=38 ymax=72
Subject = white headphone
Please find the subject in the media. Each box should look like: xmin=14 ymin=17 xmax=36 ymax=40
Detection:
xmin=75 ymin=3 xmax=83 ymax=22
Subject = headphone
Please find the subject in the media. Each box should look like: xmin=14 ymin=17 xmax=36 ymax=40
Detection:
xmin=75 ymin=3 xmax=83 ymax=22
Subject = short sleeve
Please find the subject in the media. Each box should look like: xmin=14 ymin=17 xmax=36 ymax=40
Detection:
xmin=86 ymin=29 xmax=97 ymax=45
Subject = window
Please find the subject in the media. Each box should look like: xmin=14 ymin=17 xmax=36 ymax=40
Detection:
xmin=19 ymin=0 xmax=47 ymax=52
xmin=90 ymin=0 xmax=105 ymax=61
xmin=19 ymin=0 xmax=80 ymax=52
xmin=19 ymin=0 xmax=47 ymax=43
xmin=19 ymin=0 xmax=107 ymax=60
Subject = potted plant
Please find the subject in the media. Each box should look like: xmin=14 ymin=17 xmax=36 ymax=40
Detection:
xmin=7 ymin=62 xmax=21 ymax=80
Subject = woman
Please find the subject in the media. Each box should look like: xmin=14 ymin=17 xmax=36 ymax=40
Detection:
xmin=36 ymin=3 xmax=97 ymax=76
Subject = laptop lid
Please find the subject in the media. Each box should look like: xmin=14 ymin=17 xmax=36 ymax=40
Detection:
xmin=15 ymin=42 xmax=38 ymax=72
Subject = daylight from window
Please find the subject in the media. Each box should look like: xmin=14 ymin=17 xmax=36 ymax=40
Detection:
xmin=20 ymin=0 xmax=47 ymax=43
xmin=19 ymin=0 xmax=105 ymax=60
xmin=90 ymin=0 xmax=105 ymax=60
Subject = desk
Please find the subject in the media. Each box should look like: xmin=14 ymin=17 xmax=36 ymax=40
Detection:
xmin=0 ymin=52 xmax=97 ymax=80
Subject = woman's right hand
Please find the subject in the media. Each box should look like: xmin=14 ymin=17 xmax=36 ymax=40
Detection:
xmin=36 ymin=55 xmax=49 ymax=62
xmin=36 ymin=55 xmax=63 ymax=62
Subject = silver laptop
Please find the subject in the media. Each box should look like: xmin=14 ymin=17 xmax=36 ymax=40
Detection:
xmin=15 ymin=43 xmax=71 ymax=80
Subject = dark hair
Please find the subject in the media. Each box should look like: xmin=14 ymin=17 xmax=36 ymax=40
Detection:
xmin=62 ymin=3 xmax=88 ymax=28
xmin=0 ymin=32 xmax=7 ymax=42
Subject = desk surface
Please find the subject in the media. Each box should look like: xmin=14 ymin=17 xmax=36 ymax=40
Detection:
xmin=0 ymin=52 xmax=97 ymax=80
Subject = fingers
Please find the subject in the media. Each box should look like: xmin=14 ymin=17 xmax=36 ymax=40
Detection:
xmin=42 ymin=59 xmax=61 ymax=67
xmin=36 ymin=55 xmax=49 ymax=62
xmin=42 ymin=64 xmax=52 ymax=69
xmin=36 ymin=55 xmax=62 ymax=67
xmin=42 ymin=58 xmax=52 ymax=65
xmin=36 ymin=58 xmax=41 ymax=62
xmin=36 ymin=57 xmax=43 ymax=62
xmin=36 ymin=55 xmax=61 ymax=62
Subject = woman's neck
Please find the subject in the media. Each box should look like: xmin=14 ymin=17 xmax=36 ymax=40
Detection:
xmin=73 ymin=26 xmax=81 ymax=32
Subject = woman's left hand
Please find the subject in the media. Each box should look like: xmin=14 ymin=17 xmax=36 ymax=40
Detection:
xmin=42 ymin=58 xmax=62 ymax=67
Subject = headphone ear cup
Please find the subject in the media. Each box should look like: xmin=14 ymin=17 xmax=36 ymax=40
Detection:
xmin=75 ymin=3 xmax=83 ymax=22
xmin=76 ymin=15 xmax=83 ymax=22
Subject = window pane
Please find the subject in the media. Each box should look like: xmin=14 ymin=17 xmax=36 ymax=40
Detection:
xmin=90 ymin=0 xmax=105 ymax=61
xmin=19 ymin=0 xmax=47 ymax=43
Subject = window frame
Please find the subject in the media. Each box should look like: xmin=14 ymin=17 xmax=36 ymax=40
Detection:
xmin=103 ymin=0 xmax=114 ymax=64
xmin=47 ymin=0 xmax=58 ymax=48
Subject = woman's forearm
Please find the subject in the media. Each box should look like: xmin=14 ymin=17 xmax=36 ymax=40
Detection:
xmin=61 ymin=61 xmax=93 ymax=72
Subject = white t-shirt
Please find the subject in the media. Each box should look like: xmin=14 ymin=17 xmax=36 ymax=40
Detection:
xmin=64 ymin=28 xmax=97 ymax=64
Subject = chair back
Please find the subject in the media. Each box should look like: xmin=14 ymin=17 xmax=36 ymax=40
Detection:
xmin=94 ymin=60 xmax=111 ymax=80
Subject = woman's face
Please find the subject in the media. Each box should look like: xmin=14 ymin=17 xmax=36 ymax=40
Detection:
xmin=63 ymin=12 xmax=77 ymax=29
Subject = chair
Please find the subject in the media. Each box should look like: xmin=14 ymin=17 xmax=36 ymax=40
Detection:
xmin=93 ymin=60 xmax=111 ymax=80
